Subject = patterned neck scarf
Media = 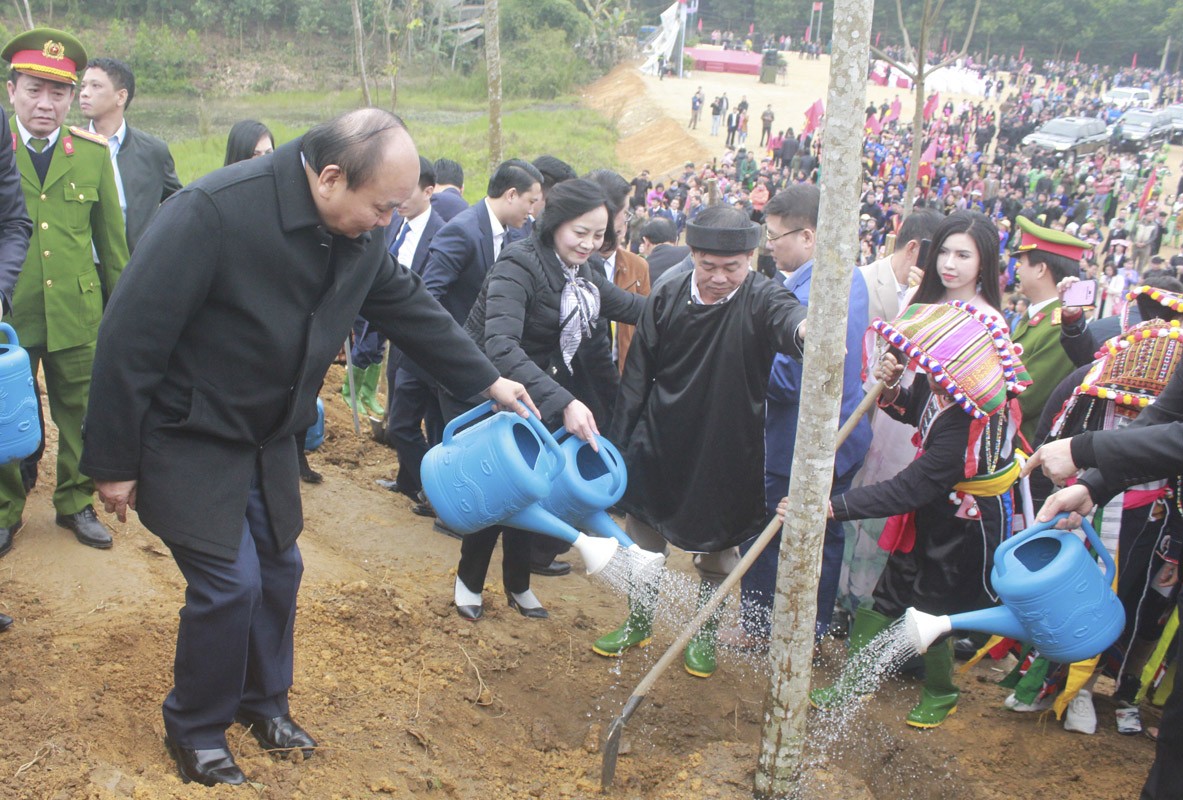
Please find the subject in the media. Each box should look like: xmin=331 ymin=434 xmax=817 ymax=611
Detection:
xmin=558 ymin=261 xmax=601 ymax=371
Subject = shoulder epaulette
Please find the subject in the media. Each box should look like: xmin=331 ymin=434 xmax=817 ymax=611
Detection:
xmin=67 ymin=126 xmax=108 ymax=146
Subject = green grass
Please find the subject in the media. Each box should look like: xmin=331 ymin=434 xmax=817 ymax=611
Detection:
xmin=160 ymin=90 xmax=620 ymax=196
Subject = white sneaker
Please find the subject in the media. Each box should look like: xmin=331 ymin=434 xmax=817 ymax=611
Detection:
xmin=1064 ymin=689 xmax=1097 ymax=735
xmin=1004 ymin=692 xmax=1052 ymax=712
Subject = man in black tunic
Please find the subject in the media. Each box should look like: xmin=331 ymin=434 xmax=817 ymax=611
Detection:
xmin=592 ymin=206 xmax=808 ymax=678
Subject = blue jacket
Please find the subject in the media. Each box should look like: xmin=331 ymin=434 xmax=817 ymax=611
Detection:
xmin=764 ymin=260 xmax=872 ymax=492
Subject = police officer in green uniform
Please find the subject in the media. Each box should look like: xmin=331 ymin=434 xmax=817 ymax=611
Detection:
xmin=0 ymin=28 xmax=128 ymax=549
xmin=1011 ymin=215 xmax=1089 ymax=448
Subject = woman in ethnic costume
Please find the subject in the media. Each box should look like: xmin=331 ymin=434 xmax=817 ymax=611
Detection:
xmin=799 ymin=300 xmax=1030 ymax=728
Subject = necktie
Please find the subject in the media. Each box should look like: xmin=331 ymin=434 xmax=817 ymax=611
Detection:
xmin=29 ymin=137 xmax=49 ymax=153
xmin=391 ymin=220 xmax=410 ymax=263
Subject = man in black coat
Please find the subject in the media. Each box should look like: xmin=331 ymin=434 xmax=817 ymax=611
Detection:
xmin=0 ymin=106 xmax=31 ymax=311
xmin=0 ymin=103 xmax=33 ymax=634
xmin=79 ymin=109 xmax=534 ymax=787
xmin=79 ymin=57 xmax=181 ymax=253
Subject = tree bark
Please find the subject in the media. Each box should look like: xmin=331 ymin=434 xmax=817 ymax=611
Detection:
xmin=351 ymin=0 xmax=372 ymax=106
xmin=486 ymin=0 xmax=503 ymax=172
xmin=753 ymin=0 xmax=874 ymax=794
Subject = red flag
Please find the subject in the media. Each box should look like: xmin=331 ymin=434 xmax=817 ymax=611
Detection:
xmin=921 ymin=139 xmax=938 ymax=163
xmin=813 ymin=1 xmax=823 ymax=10
xmin=942 ymin=36 xmax=948 ymax=54
xmin=1018 ymin=45 xmax=1024 ymax=61
xmin=888 ymin=97 xmax=901 ymax=122
xmin=1139 ymin=168 xmax=1157 ymax=212
xmin=866 ymin=114 xmax=882 ymax=136
xmin=1075 ymin=50 xmax=1080 ymax=63
xmin=698 ymin=17 xmax=702 ymax=32
xmin=803 ymin=99 xmax=825 ymax=134
xmin=1131 ymin=52 xmax=1138 ymax=68
xmin=749 ymin=23 xmax=755 ymax=35
xmin=875 ymin=31 xmax=881 ymax=46
xmin=923 ymin=92 xmax=939 ymax=121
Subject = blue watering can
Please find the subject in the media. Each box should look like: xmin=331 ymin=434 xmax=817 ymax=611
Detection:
xmin=420 ymin=401 xmax=623 ymax=575
xmin=540 ymin=430 xmax=665 ymax=571
xmin=0 ymin=322 xmax=41 ymax=465
xmin=304 ymin=398 xmax=325 ymax=451
xmin=905 ymin=514 xmax=1125 ymax=663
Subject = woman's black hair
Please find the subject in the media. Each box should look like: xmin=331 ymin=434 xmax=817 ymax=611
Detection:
xmin=584 ymin=169 xmax=630 ymax=252
xmin=224 ymin=120 xmax=274 ymax=166
xmin=912 ymin=210 xmax=1003 ymax=311
xmin=536 ymin=178 xmax=610 ymax=251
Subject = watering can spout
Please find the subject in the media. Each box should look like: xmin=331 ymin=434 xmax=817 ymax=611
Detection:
xmin=573 ymin=533 xmax=621 ymax=576
xmin=904 ymin=605 xmax=1026 ymax=654
xmin=582 ymin=510 xmax=634 ymax=547
xmin=946 ymin=604 xmax=1028 ymax=642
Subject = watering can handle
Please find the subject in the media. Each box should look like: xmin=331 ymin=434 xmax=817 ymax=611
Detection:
xmin=555 ymin=427 xmax=626 ymax=495
xmin=441 ymin=399 xmax=498 ymax=445
xmin=995 ymin=512 xmax=1116 ymax=580
xmin=441 ymin=399 xmax=567 ymax=480
xmin=0 ymin=322 xmax=18 ymax=347
xmin=517 ymin=402 xmax=566 ymax=481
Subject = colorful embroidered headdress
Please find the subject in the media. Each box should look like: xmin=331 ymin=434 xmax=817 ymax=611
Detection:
xmin=1078 ymin=319 xmax=1183 ymax=412
xmin=1122 ymin=284 xmax=1183 ymax=334
xmin=871 ymin=300 xmax=1031 ymax=419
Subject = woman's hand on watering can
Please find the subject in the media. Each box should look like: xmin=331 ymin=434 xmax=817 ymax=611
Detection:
xmin=1035 ymin=484 xmax=1094 ymax=529
xmin=96 ymin=479 xmax=137 ymax=523
xmin=563 ymin=400 xmax=600 ymax=453
xmin=1022 ymin=438 xmax=1080 ymax=485
xmin=482 ymin=377 xmax=540 ymax=419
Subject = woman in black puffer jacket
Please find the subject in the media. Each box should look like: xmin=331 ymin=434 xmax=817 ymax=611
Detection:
xmin=443 ymin=178 xmax=645 ymax=621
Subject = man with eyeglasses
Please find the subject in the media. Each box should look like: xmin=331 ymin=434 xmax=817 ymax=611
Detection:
xmin=730 ymin=184 xmax=871 ymax=651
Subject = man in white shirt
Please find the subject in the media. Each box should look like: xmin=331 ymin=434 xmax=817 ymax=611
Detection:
xmin=78 ymin=57 xmax=181 ymax=254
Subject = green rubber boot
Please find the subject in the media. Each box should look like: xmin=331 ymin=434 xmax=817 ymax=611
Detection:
xmin=592 ymin=607 xmax=653 ymax=657
xmin=359 ymin=363 xmax=385 ymax=417
xmin=810 ymin=606 xmax=894 ymax=709
xmin=906 ymin=638 xmax=960 ymax=728
xmin=684 ymin=582 xmax=722 ymax=678
xmin=341 ymin=365 xmax=365 ymax=414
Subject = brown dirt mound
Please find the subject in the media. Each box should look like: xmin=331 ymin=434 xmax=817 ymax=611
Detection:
xmin=581 ymin=63 xmax=712 ymax=181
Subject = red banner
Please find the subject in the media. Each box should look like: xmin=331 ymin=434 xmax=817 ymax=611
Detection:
xmin=803 ymin=98 xmax=825 ymax=134
xmin=813 ymin=2 xmax=823 ymax=10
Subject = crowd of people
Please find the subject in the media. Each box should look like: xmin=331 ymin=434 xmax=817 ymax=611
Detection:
xmin=0 ymin=23 xmax=1179 ymax=799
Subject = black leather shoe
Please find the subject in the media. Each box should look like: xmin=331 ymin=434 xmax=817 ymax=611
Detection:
xmin=411 ymin=490 xmax=436 ymax=518
xmin=164 ymin=738 xmax=247 ymax=786
xmin=530 ymin=559 xmax=571 ymax=577
xmin=433 ymin=519 xmax=463 ymax=540
xmin=298 ymin=451 xmax=323 ymax=484
xmin=0 ymin=519 xmax=22 ymax=558
xmin=456 ymin=603 xmax=483 ymax=621
xmin=0 ymin=612 xmax=13 ymax=631
xmin=506 ymin=594 xmax=549 ymax=619
xmin=234 ymin=711 xmax=317 ymax=758
xmin=55 ymin=507 xmax=113 ymax=549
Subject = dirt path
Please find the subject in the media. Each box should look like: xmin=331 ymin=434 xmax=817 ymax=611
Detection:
xmin=0 ymin=71 xmax=1165 ymax=798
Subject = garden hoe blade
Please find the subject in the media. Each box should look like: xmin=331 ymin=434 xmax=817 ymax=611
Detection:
xmin=601 ymin=694 xmax=645 ymax=790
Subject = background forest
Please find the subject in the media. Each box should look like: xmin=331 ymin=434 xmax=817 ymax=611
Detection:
xmin=2 ymin=0 xmax=1178 ymax=103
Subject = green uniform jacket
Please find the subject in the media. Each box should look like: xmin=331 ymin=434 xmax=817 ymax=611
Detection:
xmin=1012 ymin=299 xmax=1075 ymax=447
xmin=8 ymin=122 xmax=128 ymax=351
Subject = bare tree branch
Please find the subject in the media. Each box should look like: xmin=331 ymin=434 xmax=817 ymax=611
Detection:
xmin=870 ymin=45 xmax=916 ymax=78
xmin=894 ymin=0 xmax=913 ymax=64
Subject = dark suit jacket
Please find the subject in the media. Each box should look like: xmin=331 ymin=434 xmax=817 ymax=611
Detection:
xmin=421 ymin=199 xmax=523 ymax=326
xmin=0 ymin=107 xmax=32 ymax=309
xmin=79 ymin=139 xmax=499 ymax=558
xmin=430 ymin=186 xmax=468 ymax=222
xmin=390 ymin=208 xmax=446 ymax=383
xmin=117 ymin=125 xmax=182 ymax=253
xmin=645 ymin=243 xmax=691 ymax=284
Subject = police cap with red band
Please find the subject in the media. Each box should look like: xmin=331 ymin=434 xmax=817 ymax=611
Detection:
xmin=2 ymin=28 xmax=87 ymax=85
